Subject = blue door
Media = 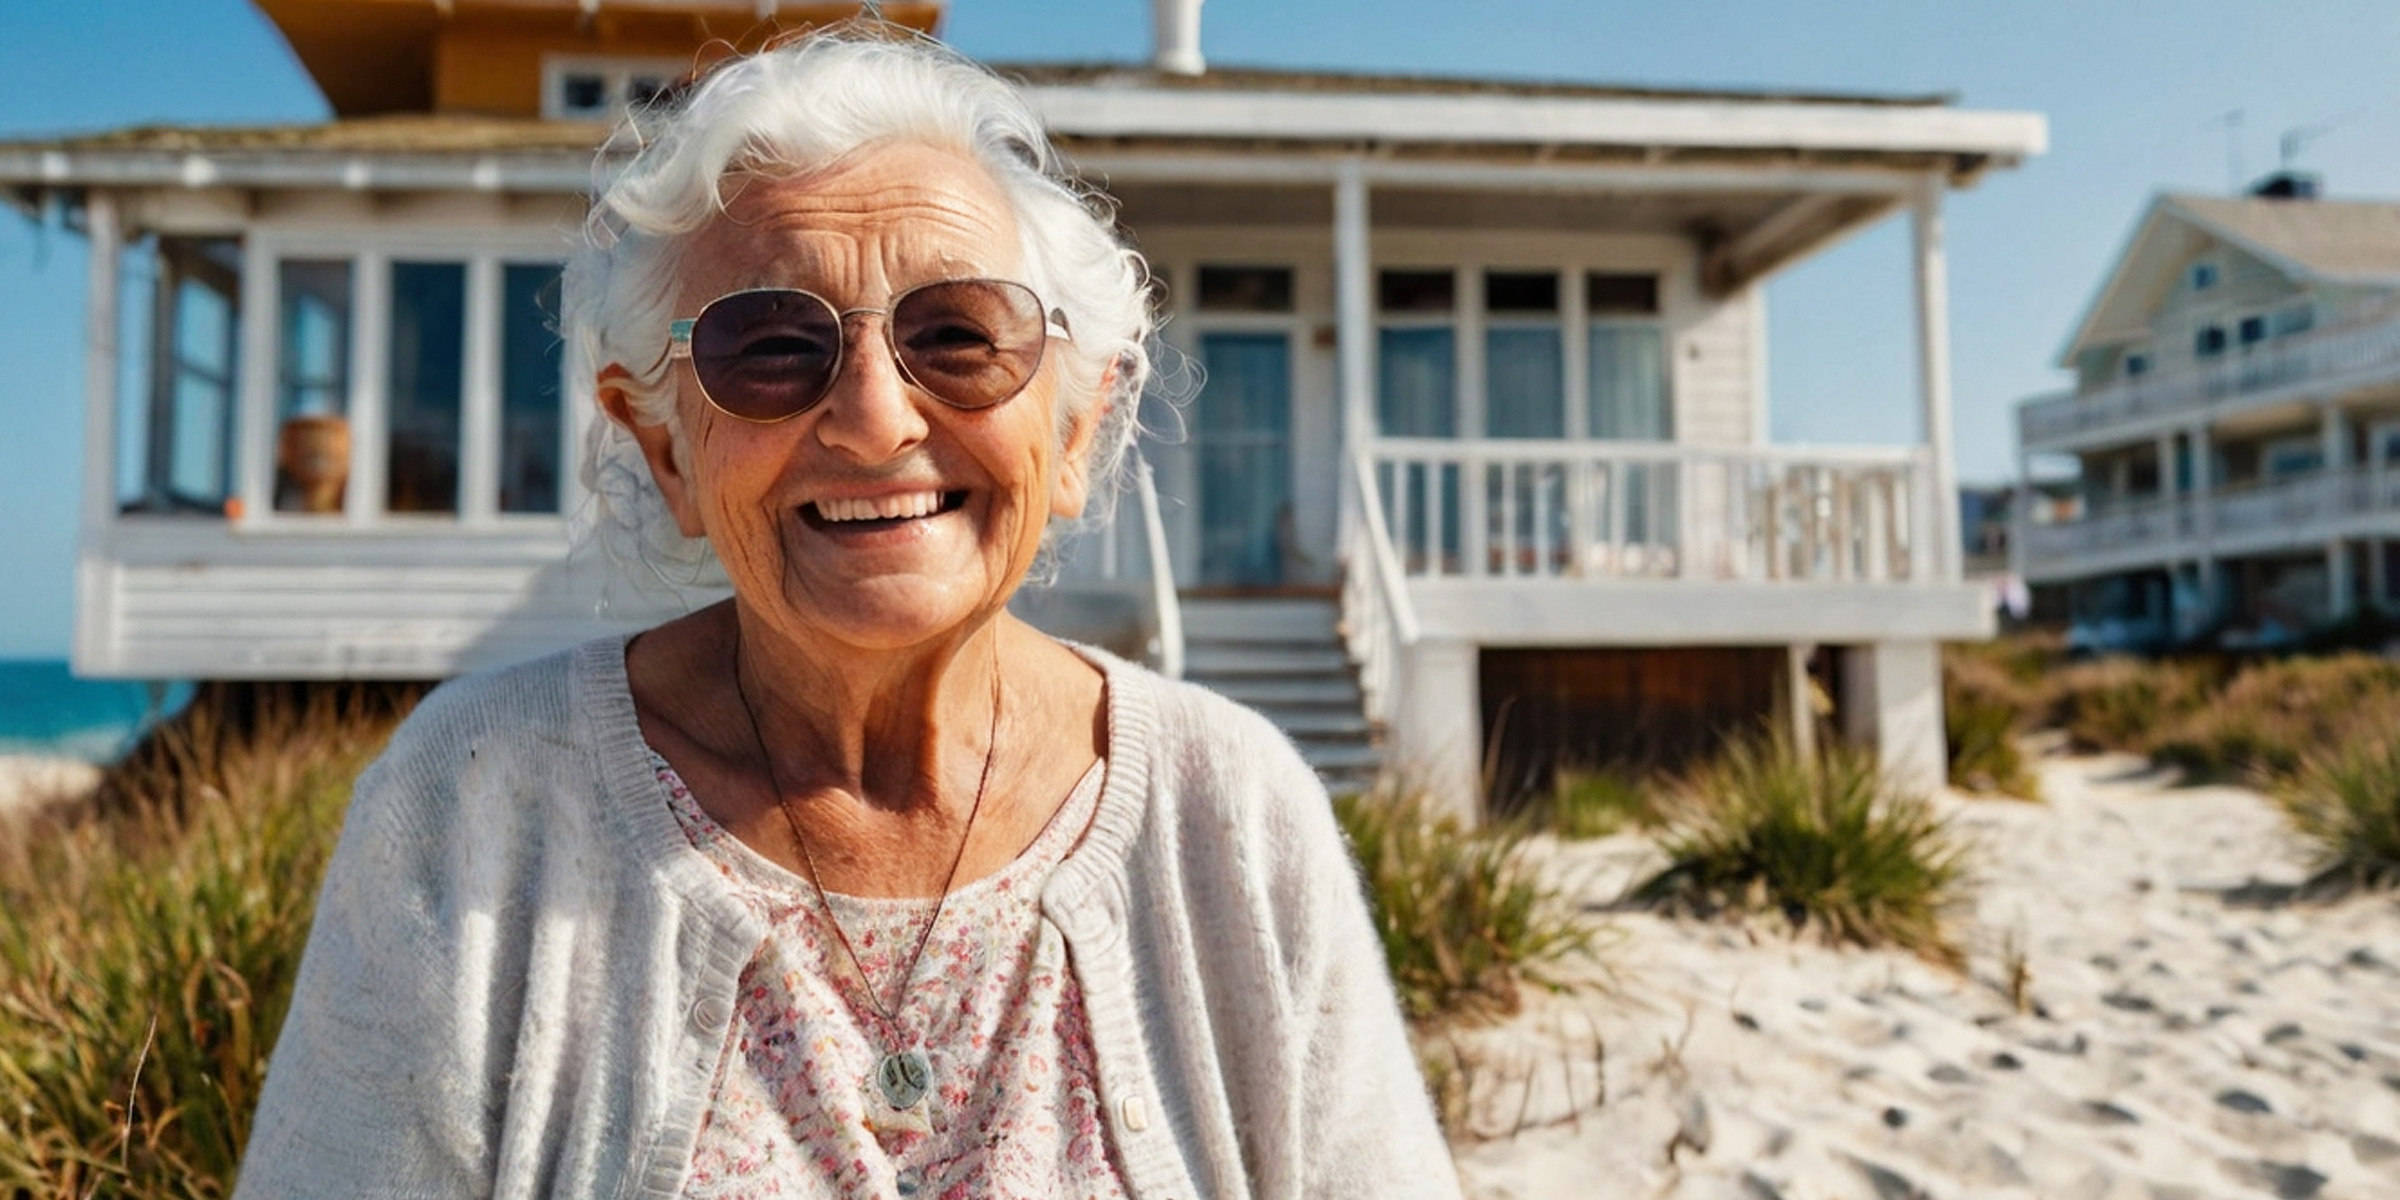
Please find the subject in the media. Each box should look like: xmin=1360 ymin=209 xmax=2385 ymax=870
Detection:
xmin=1195 ymin=332 xmax=1292 ymax=587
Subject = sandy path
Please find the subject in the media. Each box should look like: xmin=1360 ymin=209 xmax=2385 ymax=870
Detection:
xmin=1444 ymin=752 xmax=2400 ymax=1200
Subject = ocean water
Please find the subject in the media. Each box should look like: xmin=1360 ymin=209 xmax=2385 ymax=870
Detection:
xmin=0 ymin=659 xmax=192 ymax=762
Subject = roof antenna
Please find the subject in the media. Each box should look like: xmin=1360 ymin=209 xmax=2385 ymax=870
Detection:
xmin=2209 ymin=109 xmax=2244 ymax=194
xmin=2279 ymin=112 xmax=2356 ymax=170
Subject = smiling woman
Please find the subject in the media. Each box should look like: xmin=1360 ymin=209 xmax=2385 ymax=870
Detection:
xmin=233 ymin=25 xmax=1459 ymax=1200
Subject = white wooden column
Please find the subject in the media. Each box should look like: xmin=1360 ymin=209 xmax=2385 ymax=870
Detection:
xmin=2326 ymin=405 xmax=2355 ymax=620
xmin=1333 ymin=159 xmax=1373 ymax=460
xmin=74 ymin=191 xmax=124 ymax=673
xmin=1909 ymin=177 xmax=1961 ymax=583
xmin=2190 ymin=420 xmax=2218 ymax=612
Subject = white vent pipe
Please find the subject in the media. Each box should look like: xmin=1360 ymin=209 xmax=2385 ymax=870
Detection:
xmin=1151 ymin=0 xmax=1205 ymax=75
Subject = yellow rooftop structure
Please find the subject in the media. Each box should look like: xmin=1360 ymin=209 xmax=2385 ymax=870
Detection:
xmin=253 ymin=0 xmax=945 ymax=117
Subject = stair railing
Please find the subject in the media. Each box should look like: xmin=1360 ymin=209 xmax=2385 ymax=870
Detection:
xmin=1339 ymin=442 xmax=1421 ymax=732
xmin=1132 ymin=455 xmax=1185 ymax=679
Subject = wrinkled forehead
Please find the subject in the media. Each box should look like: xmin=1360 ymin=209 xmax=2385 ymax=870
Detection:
xmin=676 ymin=142 xmax=1025 ymax=306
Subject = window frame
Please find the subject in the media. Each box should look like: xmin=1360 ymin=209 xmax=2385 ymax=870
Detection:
xmin=540 ymin=54 xmax=686 ymax=121
xmin=1367 ymin=258 xmax=1679 ymax=442
xmin=234 ymin=228 xmax=577 ymax=533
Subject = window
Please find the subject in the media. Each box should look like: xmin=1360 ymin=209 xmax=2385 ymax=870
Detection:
xmin=2195 ymin=324 xmax=2228 ymax=357
xmin=385 ymin=262 xmax=467 ymax=515
xmin=1195 ymin=266 xmax=1293 ymax=313
xmin=124 ymin=236 xmax=243 ymax=515
xmin=1587 ymin=272 xmax=1669 ymax=441
xmin=274 ymin=260 xmax=353 ymax=514
xmin=2238 ymin=314 xmax=2268 ymax=346
xmin=2190 ymin=261 xmax=2220 ymax=292
xmin=544 ymin=55 xmax=686 ymax=119
xmin=1376 ymin=270 xmax=1456 ymax=436
xmin=500 ymin=264 xmax=565 ymax=514
xmin=241 ymin=249 xmax=568 ymax=524
xmin=2263 ymin=436 xmax=2323 ymax=479
xmin=1585 ymin=272 xmax=1660 ymax=316
xmin=2124 ymin=352 xmax=2151 ymax=379
xmin=1484 ymin=271 xmax=1562 ymax=439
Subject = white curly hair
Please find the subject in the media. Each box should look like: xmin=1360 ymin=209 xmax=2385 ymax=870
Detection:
xmin=562 ymin=26 xmax=1156 ymax=593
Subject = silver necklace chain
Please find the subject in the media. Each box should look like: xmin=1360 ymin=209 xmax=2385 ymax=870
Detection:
xmin=729 ymin=624 xmax=1002 ymax=1111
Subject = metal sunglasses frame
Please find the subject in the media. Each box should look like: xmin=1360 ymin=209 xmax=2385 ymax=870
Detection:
xmin=665 ymin=277 xmax=1073 ymax=424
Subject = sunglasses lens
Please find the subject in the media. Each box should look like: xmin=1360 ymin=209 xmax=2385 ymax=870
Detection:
xmin=891 ymin=280 xmax=1049 ymax=409
xmin=688 ymin=290 xmax=842 ymax=420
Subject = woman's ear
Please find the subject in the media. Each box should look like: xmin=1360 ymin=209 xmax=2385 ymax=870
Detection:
xmin=598 ymin=366 xmax=707 ymax=538
xmin=1049 ymin=367 xmax=1115 ymax=520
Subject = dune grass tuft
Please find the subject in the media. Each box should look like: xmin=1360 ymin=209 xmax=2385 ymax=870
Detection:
xmin=1335 ymin=788 xmax=1598 ymax=1026
xmin=1943 ymin=646 xmax=2044 ymax=800
xmin=2277 ymin=736 xmax=2400 ymax=894
xmin=1633 ymin=731 xmax=1967 ymax=965
xmin=0 ymin=683 xmax=412 ymax=1200
xmin=1518 ymin=767 xmax=1659 ymax=839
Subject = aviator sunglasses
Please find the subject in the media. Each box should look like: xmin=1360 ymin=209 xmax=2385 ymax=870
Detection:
xmin=667 ymin=277 xmax=1072 ymax=423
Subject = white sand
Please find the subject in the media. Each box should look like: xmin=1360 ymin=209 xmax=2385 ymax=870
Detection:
xmin=1444 ymin=751 xmax=2400 ymax=1200
xmin=0 ymin=754 xmax=102 ymax=821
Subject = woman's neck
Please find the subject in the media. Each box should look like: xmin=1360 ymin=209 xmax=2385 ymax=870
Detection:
xmin=725 ymin=600 xmax=1008 ymax=818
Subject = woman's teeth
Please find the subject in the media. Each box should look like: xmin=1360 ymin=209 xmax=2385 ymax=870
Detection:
xmin=813 ymin=492 xmax=946 ymax=523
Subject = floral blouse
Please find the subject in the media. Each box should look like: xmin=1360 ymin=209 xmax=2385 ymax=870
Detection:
xmin=652 ymin=752 xmax=1130 ymax=1200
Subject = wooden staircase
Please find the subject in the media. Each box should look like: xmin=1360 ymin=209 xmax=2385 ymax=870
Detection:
xmin=1177 ymin=595 xmax=1382 ymax=793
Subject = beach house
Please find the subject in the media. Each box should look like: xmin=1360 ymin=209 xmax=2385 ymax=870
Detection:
xmin=2014 ymin=179 xmax=2400 ymax=652
xmin=3 ymin=0 xmax=2044 ymax=814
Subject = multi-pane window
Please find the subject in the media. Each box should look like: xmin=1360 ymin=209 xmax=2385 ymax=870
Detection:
xmin=544 ymin=55 xmax=684 ymax=120
xmin=122 ymin=236 xmax=243 ymax=515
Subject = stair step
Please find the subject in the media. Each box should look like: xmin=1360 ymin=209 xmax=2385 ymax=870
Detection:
xmin=1298 ymin=742 xmax=1384 ymax=773
xmin=1184 ymin=646 xmax=1351 ymax=677
xmin=1194 ymin=675 xmax=1364 ymax=708
xmin=1179 ymin=598 xmax=1340 ymax=643
xmin=1262 ymin=710 xmax=1374 ymax=737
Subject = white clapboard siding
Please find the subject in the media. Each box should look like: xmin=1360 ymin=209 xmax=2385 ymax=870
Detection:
xmin=1675 ymin=287 xmax=1759 ymax=451
xmin=90 ymin=555 xmax=694 ymax=679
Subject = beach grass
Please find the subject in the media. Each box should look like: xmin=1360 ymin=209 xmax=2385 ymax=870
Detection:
xmin=1943 ymin=645 xmax=2044 ymax=800
xmin=1335 ymin=788 xmax=1598 ymax=1026
xmin=0 ymin=683 xmax=409 ymax=1200
xmin=2278 ymin=735 xmax=2400 ymax=893
xmin=1518 ymin=766 xmax=1659 ymax=839
xmin=1633 ymin=730 xmax=1967 ymax=965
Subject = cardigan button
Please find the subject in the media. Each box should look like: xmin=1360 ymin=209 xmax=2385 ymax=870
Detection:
xmin=690 ymin=995 xmax=731 ymax=1032
xmin=1119 ymin=1096 xmax=1149 ymax=1132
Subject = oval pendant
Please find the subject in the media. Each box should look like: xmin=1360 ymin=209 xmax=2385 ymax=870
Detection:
xmin=877 ymin=1049 xmax=932 ymax=1110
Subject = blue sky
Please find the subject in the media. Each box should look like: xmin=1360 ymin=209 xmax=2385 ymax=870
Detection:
xmin=4 ymin=0 xmax=2398 ymax=657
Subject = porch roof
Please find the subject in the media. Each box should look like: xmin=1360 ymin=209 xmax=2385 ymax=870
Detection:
xmin=0 ymin=62 xmax=2042 ymax=191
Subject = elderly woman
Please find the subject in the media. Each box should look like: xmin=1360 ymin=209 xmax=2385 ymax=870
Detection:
xmin=237 ymin=30 xmax=1457 ymax=1200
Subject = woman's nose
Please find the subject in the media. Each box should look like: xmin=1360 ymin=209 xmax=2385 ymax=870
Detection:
xmin=811 ymin=319 xmax=931 ymax=463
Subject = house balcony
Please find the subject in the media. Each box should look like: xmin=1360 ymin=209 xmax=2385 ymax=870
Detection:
xmin=2018 ymin=311 xmax=2400 ymax=452
xmin=2019 ymin=468 xmax=2400 ymax=582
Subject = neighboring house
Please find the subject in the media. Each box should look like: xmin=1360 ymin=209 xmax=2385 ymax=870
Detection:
xmin=3 ymin=0 xmax=2043 ymax=817
xmin=2014 ymin=177 xmax=2400 ymax=652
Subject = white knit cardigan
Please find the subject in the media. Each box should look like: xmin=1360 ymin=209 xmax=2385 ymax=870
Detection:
xmin=235 ymin=636 xmax=1462 ymax=1200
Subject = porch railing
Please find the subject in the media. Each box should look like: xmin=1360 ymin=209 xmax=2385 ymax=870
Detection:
xmin=1041 ymin=453 xmax=1184 ymax=677
xmin=2022 ymin=467 xmax=2400 ymax=574
xmin=1338 ymin=445 xmax=1421 ymax=732
xmin=1367 ymin=437 xmax=1935 ymax=585
xmin=2020 ymin=309 xmax=2400 ymax=445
